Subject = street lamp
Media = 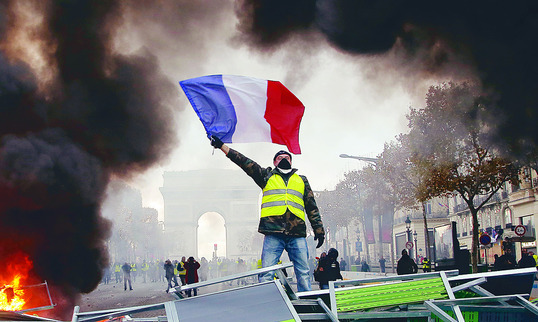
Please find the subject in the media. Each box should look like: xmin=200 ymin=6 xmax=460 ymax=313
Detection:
xmin=339 ymin=154 xmax=378 ymax=165
xmin=405 ymin=216 xmax=411 ymax=242
xmin=413 ymin=230 xmax=418 ymax=262
xmin=405 ymin=216 xmax=412 ymax=258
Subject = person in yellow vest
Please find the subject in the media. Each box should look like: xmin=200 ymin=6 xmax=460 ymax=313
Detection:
xmin=422 ymin=258 xmax=431 ymax=272
xmin=177 ymin=256 xmax=187 ymax=286
xmin=114 ymin=263 xmax=121 ymax=284
xmin=131 ymin=262 xmax=137 ymax=283
xmin=210 ymin=137 xmax=325 ymax=292
xmin=141 ymin=260 xmax=150 ymax=283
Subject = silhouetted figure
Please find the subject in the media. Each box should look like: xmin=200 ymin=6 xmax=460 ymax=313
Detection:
xmin=121 ymin=262 xmax=133 ymax=291
xmin=360 ymin=261 xmax=370 ymax=272
xmin=164 ymin=259 xmax=179 ymax=292
xmin=497 ymin=249 xmax=517 ymax=270
xmin=518 ymin=252 xmax=536 ymax=268
xmin=379 ymin=257 xmax=386 ymax=273
xmin=184 ymin=257 xmax=201 ymax=297
xmin=340 ymin=258 xmax=347 ymax=271
xmin=314 ymin=248 xmax=342 ymax=290
xmin=397 ymin=250 xmax=418 ymax=275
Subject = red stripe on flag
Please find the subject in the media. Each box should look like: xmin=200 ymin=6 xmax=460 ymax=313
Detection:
xmin=265 ymin=81 xmax=304 ymax=154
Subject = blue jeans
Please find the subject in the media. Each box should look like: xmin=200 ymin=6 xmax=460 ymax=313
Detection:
xmin=260 ymin=234 xmax=311 ymax=292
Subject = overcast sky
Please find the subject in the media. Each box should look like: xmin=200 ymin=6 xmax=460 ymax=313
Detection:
xmin=115 ymin=2 xmax=453 ymax=222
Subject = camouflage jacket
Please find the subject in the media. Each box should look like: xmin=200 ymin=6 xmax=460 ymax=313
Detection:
xmin=227 ymin=149 xmax=325 ymax=238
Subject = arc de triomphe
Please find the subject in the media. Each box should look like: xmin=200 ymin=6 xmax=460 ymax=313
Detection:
xmin=160 ymin=169 xmax=261 ymax=260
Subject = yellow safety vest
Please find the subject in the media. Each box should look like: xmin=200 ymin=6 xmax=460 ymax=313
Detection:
xmin=261 ymin=173 xmax=305 ymax=221
xmin=178 ymin=261 xmax=186 ymax=275
xmin=115 ymin=265 xmax=121 ymax=272
xmin=423 ymin=260 xmax=431 ymax=268
xmin=533 ymin=255 xmax=538 ymax=267
xmin=131 ymin=264 xmax=136 ymax=272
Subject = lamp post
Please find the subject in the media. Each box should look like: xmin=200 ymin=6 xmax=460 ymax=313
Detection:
xmin=405 ymin=216 xmax=411 ymax=242
xmin=405 ymin=216 xmax=412 ymax=258
xmin=339 ymin=154 xmax=378 ymax=165
xmin=413 ymin=230 xmax=418 ymax=262
xmin=355 ymin=229 xmax=361 ymax=263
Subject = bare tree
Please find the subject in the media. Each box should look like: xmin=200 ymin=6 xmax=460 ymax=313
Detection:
xmin=378 ymin=134 xmax=434 ymax=259
xmin=406 ymin=82 xmax=519 ymax=272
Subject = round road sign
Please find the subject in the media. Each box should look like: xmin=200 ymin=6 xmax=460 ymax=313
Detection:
xmin=405 ymin=241 xmax=414 ymax=250
xmin=479 ymin=234 xmax=491 ymax=245
xmin=515 ymin=225 xmax=527 ymax=237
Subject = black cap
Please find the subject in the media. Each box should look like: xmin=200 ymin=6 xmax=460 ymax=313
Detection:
xmin=273 ymin=150 xmax=292 ymax=162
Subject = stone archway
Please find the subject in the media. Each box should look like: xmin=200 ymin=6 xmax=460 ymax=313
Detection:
xmin=198 ymin=212 xmax=226 ymax=258
xmin=160 ymin=169 xmax=261 ymax=260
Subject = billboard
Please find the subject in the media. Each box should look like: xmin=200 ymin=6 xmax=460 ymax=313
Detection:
xmin=434 ymin=223 xmax=456 ymax=268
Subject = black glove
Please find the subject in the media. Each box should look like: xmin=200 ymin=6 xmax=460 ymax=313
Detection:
xmin=210 ymin=135 xmax=223 ymax=149
xmin=314 ymin=234 xmax=324 ymax=249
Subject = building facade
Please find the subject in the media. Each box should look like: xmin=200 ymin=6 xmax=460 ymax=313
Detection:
xmin=395 ymin=167 xmax=538 ymax=267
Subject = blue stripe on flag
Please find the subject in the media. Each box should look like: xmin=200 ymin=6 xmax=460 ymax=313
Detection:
xmin=179 ymin=75 xmax=237 ymax=142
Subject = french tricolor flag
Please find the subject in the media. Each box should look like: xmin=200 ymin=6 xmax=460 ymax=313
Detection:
xmin=180 ymin=75 xmax=305 ymax=154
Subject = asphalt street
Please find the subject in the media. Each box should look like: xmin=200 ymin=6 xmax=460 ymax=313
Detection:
xmin=77 ymin=279 xmax=232 ymax=319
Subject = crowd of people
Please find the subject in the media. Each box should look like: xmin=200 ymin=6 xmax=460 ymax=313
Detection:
xmin=103 ymin=244 xmax=538 ymax=294
xmin=493 ymin=248 xmax=538 ymax=270
xmin=102 ymin=257 xmax=270 ymax=295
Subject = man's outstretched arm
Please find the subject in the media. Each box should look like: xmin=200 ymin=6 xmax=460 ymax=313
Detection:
xmin=209 ymin=135 xmax=268 ymax=189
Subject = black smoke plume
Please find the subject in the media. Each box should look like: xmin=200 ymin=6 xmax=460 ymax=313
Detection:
xmin=236 ymin=0 xmax=538 ymax=156
xmin=0 ymin=0 xmax=177 ymax=318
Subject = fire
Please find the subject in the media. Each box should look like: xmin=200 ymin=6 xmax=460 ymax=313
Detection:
xmin=0 ymin=252 xmax=33 ymax=312
xmin=0 ymin=275 xmax=25 ymax=311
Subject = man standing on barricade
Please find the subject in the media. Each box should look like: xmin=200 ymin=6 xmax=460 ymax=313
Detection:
xmin=210 ymin=136 xmax=324 ymax=292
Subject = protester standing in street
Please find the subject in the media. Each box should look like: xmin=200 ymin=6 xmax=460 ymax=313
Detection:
xmin=340 ymin=258 xmax=347 ymax=271
xmin=422 ymin=258 xmax=432 ymax=272
xmin=199 ymin=257 xmax=209 ymax=281
xmin=397 ymin=250 xmax=418 ymax=275
xmin=177 ymin=257 xmax=187 ymax=286
xmin=497 ymin=248 xmax=517 ymax=270
xmin=360 ymin=260 xmax=371 ymax=272
xmin=518 ymin=251 xmax=536 ymax=268
xmin=184 ymin=257 xmax=201 ymax=297
xmin=121 ymin=262 xmax=133 ymax=291
xmin=114 ymin=262 xmax=121 ymax=283
xmin=314 ymin=248 xmax=342 ymax=290
xmin=210 ymin=136 xmax=325 ymax=292
xmin=379 ymin=257 xmax=386 ymax=273
xmin=164 ymin=259 xmax=179 ymax=293
xmin=141 ymin=260 xmax=149 ymax=283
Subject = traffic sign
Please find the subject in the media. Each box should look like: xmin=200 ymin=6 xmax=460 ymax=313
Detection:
xmin=479 ymin=234 xmax=491 ymax=245
xmin=405 ymin=241 xmax=414 ymax=250
xmin=515 ymin=225 xmax=527 ymax=237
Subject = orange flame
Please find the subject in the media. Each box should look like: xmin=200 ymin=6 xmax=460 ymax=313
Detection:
xmin=0 ymin=252 xmax=33 ymax=311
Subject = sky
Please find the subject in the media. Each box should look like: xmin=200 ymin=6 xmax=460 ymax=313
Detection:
xmin=119 ymin=2 xmax=450 ymax=222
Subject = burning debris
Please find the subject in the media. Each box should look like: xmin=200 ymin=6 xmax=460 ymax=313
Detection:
xmin=0 ymin=252 xmax=32 ymax=312
xmin=0 ymin=0 xmax=178 ymax=318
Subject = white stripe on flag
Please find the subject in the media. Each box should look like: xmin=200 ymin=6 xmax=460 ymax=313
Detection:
xmin=222 ymin=75 xmax=272 ymax=143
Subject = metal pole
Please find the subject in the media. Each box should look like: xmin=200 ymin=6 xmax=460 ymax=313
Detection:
xmin=414 ymin=233 xmax=418 ymax=262
xmin=406 ymin=228 xmax=411 ymax=258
